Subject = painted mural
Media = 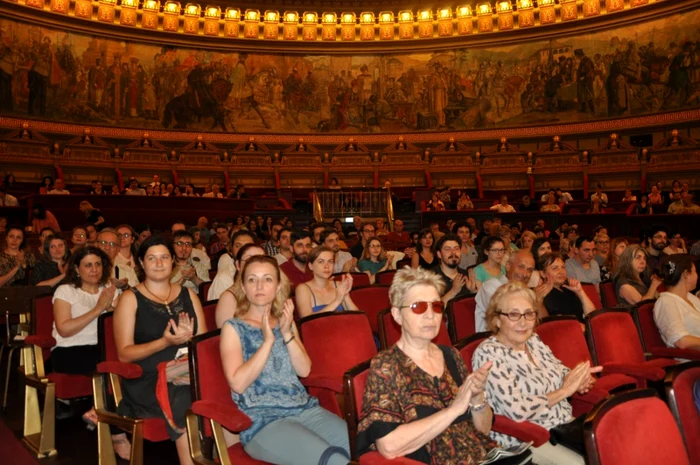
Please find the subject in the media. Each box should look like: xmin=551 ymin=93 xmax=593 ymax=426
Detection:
xmin=1 ymin=10 xmax=700 ymax=134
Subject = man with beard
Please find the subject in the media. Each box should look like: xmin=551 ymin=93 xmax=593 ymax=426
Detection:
xmin=262 ymin=222 xmax=283 ymax=256
xmin=321 ymin=228 xmax=355 ymax=274
xmin=474 ymin=250 xmax=536 ymax=332
xmin=432 ymin=234 xmax=477 ymax=304
xmin=644 ymin=225 xmax=668 ymax=272
xmin=280 ymin=231 xmax=313 ymax=287
xmin=170 ymin=229 xmax=210 ymax=294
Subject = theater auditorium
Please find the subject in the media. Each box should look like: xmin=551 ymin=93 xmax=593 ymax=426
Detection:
xmin=0 ymin=0 xmax=699 ymax=463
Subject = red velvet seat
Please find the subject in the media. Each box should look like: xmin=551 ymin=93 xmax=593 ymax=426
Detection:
xmin=199 ymin=281 xmax=212 ymax=300
xmin=298 ymin=311 xmax=377 ymax=417
xmin=455 ymin=333 xmax=551 ymax=448
xmin=584 ymin=388 xmax=691 ymax=465
xmin=536 ymin=316 xmax=636 ymax=416
xmin=446 ymin=295 xmax=477 ymax=343
xmin=377 ymin=308 xmax=451 ymax=350
xmin=349 ymin=285 xmax=391 ymax=333
xmin=633 ymin=299 xmax=700 ymax=361
xmin=600 ymin=281 xmax=618 ymax=308
xmin=585 ymin=309 xmax=677 ymax=388
xmin=186 ymin=330 xmax=270 ymax=465
xmin=376 ymin=270 xmax=397 ymax=286
xmin=332 ymin=272 xmax=371 ymax=288
xmin=665 ymin=362 xmax=700 ymax=465
xmin=93 ymin=313 xmax=171 ymax=465
xmin=201 ymin=299 xmax=218 ymax=333
xmin=21 ymin=293 xmax=94 ymax=457
xmin=581 ymin=282 xmax=603 ymax=309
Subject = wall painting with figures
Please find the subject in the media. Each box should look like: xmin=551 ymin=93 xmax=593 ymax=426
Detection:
xmin=0 ymin=9 xmax=699 ymax=135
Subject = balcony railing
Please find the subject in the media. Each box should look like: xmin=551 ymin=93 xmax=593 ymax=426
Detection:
xmin=313 ymin=189 xmax=394 ymax=223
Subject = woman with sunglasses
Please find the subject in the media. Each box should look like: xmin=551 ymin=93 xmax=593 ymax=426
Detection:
xmin=535 ymin=253 xmax=596 ymax=322
xmin=474 ymin=237 xmax=507 ymax=290
xmin=220 ymin=255 xmax=350 ymax=464
xmin=473 ymin=282 xmax=601 ymax=465
xmin=357 ymin=267 xmax=496 ymax=463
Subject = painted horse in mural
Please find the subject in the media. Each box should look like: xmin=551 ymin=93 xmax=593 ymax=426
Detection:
xmin=162 ymin=71 xmax=232 ymax=131
xmin=502 ymin=75 xmax=527 ymax=111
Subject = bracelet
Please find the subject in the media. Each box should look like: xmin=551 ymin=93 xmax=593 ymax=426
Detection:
xmin=470 ymin=398 xmax=489 ymax=412
xmin=283 ymin=334 xmax=295 ymax=345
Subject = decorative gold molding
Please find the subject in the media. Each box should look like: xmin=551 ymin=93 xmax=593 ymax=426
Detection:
xmin=0 ymin=0 xmax=684 ymax=53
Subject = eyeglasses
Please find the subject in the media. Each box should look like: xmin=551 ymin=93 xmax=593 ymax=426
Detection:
xmin=174 ymin=241 xmax=193 ymax=248
xmin=97 ymin=240 xmax=118 ymax=248
xmin=400 ymin=301 xmax=445 ymax=315
xmin=119 ymin=233 xmax=132 ymax=238
xmin=489 ymin=248 xmax=506 ymax=254
xmin=497 ymin=311 xmax=538 ymax=322
xmin=74 ymin=234 xmax=86 ymax=238
xmin=41 ymin=234 xmax=52 ymax=238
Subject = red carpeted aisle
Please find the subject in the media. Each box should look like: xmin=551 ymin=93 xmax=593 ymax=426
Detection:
xmin=0 ymin=420 xmax=40 ymax=465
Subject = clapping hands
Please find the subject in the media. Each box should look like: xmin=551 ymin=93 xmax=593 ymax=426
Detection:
xmin=163 ymin=312 xmax=195 ymax=346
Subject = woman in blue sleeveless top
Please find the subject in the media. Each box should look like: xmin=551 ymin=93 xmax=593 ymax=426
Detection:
xmin=296 ymin=246 xmax=359 ymax=319
xmin=220 ymin=255 xmax=351 ymax=465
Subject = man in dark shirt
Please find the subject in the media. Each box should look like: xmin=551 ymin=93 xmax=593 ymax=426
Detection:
xmin=432 ymin=234 xmax=477 ymax=304
xmin=280 ymin=230 xmax=313 ymax=287
xmin=644 ymin=225 xmax=668 ymax=273
xmin=350 ymin=222 xmax=375 ymax=259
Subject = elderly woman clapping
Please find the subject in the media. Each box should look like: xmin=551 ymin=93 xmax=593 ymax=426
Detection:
xmin=473 ymin=282 xmax=602 ymax=465
xmin=357 ymin=267 xmax=497 ymax=463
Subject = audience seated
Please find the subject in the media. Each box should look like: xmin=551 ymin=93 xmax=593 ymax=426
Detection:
xmin=115 ymin=224 xmax=138 ymax=270
xmin=296 ymin=246 xmax=359 ymax=319
xmin=113 ymin=236 xmax=207 ymax=465
xmin=170 ymin=230 xmax=210 ymax=295
xmin=475 ymin=250 xmax=535 ymax=332
xmin=70 ymin=226 xmax=88 ymax=253
xmin=48 ymin=178 xmax=70 ymax=195
xmin=85 ymin=224 xmax=98 ymax=246
xmin=357 ymin=267 xmax=496 ymax=463
xmin=425 ymin=191 xmax=445 ymax=211
xmin=633 ymin=194 xmax=653 ymax=214
xmin=474 ymin=237 xmax=507 ymax=290
xmin=454 ymin=221 xmax=479 ymax=270
xmin=350 ymin=222 xmax=376 ymax=260
xmin=565 ymin=236 xmax=602 ymax=292
xmin=357 ymin=238 xmax=395 ymax=285
xmin=528 ymin=238 xmax=552 ymax=288
xmin=32 ymin=234 xmax=70 ymax=291
xmin=320 ymin=228 xmax=355 ymax=273
xmin=614 ymin=244 xmax=662 ymax=309
xmin=473 ymin=282 xmax=601 ymax=464
xmin=411 ymin=228 xmax=437 ymax=270
xmin=541 ymin=194 xmax=561 ymax=213
xmin=262 ymin=222 xmax=282 ymax=257
xmin=648 ymin=185 xmax=663 ymax=205
xmin=432 ymin=233 xmax=477 ymax=304
xmin=600 ymin=237 xmax=628 ymax=282
xmin=0 ymin=186 xmax=18 ymax=206
xmin=279 ymin=230 xmax=313 ymax=288
xmin=208 ymin=229 xmax=255 ymax=301
xmin=653 ymin=255 xmax=700 ymax=351
xmin=664 ymin=231 xmax=688 ymax=255
xmin=490 ymin=195 xmax=516 ymax=213
xmin=274 ymin=227 xmax=293 ymax=265
xmin=644 ymin=224 xmax=668 ymax=271
xmin=457 ymin=192 xmax=474 ymax=210
xmin=0 ymin=225 xmax=35 ymax=287
xmin=96 ymin=228 xmax=139 ymax=288
xmin=31 ymin=203 xmax=61 ymax=233
xmin=219 ymin=256 xmax=350 ymax=464
xmin=590 ymin=184 xmax=608 ymax=207
xmin=171 ymin=222 xmax=210 ymax=270
xmin=536 ymin=252 xmax=596 ymax=322
xmin=214 ymin=243 xmax=265 ymax=327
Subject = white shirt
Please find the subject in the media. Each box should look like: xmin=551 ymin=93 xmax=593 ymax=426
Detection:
xmin=114 ymin=253 xmax=136 ymax=271
xmin=48 ymin=189 xmax=70 ymax=195
xmin=0 ymin=194 xmax=18 ymax=206
xmin=208 ymin=254 xmax=235 ymax=301
xmin=190 ymin=248 xmax=211 ymax=271
xmin=52 ymin=284 xmax=121 ymax=347
xmin=474 ymin=275 xmax=509 ymax=332
xmin=334 ymin=250 xmax=353 ymax=274
xmin=171 ymin=258 xmax=210 ymax=293
xmin=490 ymin=204 xmax=516 ymax=213
xmin=653 ymin=292 xmax=700 ymax=347
xmin=112 ymin=263 xmax=139 ymax=287
xmin=274 ymin=253 xmax=289 ymax=265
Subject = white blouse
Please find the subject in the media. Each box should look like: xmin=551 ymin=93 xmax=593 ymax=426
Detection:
xmin=472 ymin=334 xmax=573 ymax=448
xmin=52 ymin=284 xmax=121 ymax=348
xmin=653 ymin=292 xmax=700 ymax=347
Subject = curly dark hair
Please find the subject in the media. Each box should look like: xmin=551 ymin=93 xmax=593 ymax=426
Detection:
xmin=66 ymin=246 xmax=111 ymax=287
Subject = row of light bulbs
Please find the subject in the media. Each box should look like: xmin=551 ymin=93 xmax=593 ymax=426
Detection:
xmin=99 ymin=0 xmax=553 ymax=22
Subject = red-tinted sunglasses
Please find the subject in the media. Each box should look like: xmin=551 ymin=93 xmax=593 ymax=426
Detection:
xmin=400 ymin=301 xmax=445 ymax=315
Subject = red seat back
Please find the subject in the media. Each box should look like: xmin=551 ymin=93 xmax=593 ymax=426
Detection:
xmin=299 ymin=311 xmax=377 ymax=381
xmin=581 ymin=282 xmax=603 ymax=309
xmin=199 ymin=282 xmax=212 ymax=300
xmin=376 ymin=270 xmax=397 ymax=286
xmin=447 ymin=296 xmax=476 ymax=343
xmin=455 ymin=332 xmax=491 ymax=371
xmin=98 ymin=313 xmax=119 ymax=362
xmin=666 ymin=363 xmax=700 ymax=465
xmin=349 ymin=285 xmax=391 ymax=333
xmin=601 ymin=281 xmax=618 ymax=308
xmin=585 ymin=389 xmax=691 ymax=465
xmin=201 ymin=300 xmax=218 ymax=332
xmin=536 ymin=316 xmax=592 ymax=369
xmin=396 ymin=258 xmax=411 ymax=270
xmin=586 ymin=310 xmax=645 ymax=365
xmin=332 ymin=272 xmax=370 ymax=288
xmin=378 ymin=309 xmax=451 ymax=350
xmin=343 ymin=360 xmax=372 ymax=461
xmin=634 ymin=299 xmax=664 ymax=351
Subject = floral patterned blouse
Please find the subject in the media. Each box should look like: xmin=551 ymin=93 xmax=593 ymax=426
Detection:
xmin=472 ymin=335 xmax=573 ymax=448
xmin=0 ymin=251 xmax=36 ymax=287
xmin=357 ymin=345 xmax=496 ymax=465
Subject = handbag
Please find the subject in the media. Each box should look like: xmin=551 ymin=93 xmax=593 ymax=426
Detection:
xmin=164 ymin=355 xmax=190 ymax=386
xmin=549 ymin=414 xmax=586 ymax=456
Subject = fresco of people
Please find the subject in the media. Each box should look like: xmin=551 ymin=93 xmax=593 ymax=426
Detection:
xmin=0 ymin=10 xmax=699 ymax=134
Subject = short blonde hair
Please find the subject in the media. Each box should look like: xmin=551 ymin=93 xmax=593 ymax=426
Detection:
xmin=484 ymin=281 xmax=538 ymax=334
xmin=389 ymin=267 xmax=445 ymax=308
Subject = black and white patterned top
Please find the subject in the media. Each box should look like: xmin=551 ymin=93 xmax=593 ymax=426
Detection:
xmin=472 ymin=334 xmax=573 ymax=448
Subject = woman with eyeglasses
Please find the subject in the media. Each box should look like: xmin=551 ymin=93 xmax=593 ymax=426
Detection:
xmin=33 ymin=235 xmax=70 ymax=291
xmin=663 ymin=231 xmax=687 ymax=255
xmin=115 ymin=224 xmax=138 ymax=271
xmin=357 ymin=267 xmax=496 ymax=463
xmin=220 ymin=255 xmax=350 ymax=464
xmin=472 ymin=282 xmax=601 ymax=464
xmin=0 ymin=226 xmax=35 ymax=287
xmin=474 ymin=237 xmax=507 ymax=290
xmin=71 ymin=226 xmax=88 ymax=253
xmin=358 ymin=238 xmax=395 ymax=285
xmin=215 ymin=243 xmax=265 ymax=327
xmin=535 ymin=253 xmax=596 ymax=322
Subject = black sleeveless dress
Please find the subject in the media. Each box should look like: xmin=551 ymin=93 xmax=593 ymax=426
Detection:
xmin=117 ymin=286 xmax=198 ymax=440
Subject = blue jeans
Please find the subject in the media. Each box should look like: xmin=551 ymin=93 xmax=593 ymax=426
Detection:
xmin=244 ymin=406 xmax=350 ymax=465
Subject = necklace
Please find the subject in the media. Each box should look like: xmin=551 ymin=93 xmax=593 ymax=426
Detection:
xmin=143 ymin=282 xmax=173 ymax=314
